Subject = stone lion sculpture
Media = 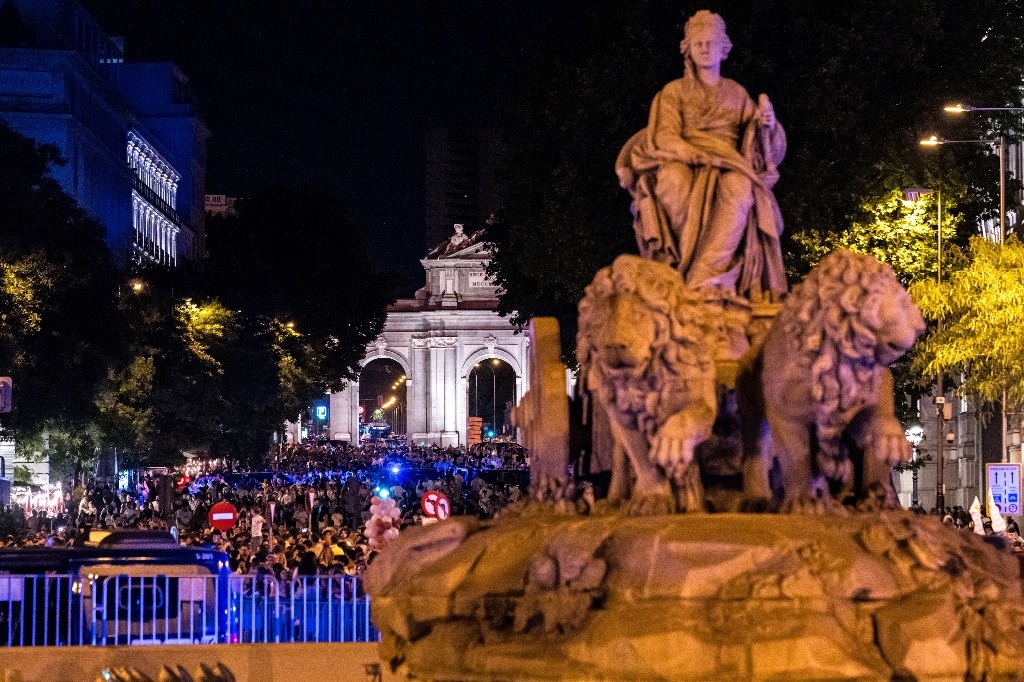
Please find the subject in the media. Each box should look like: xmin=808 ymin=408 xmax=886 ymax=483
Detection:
xmin=760 ymin=249 xmax=926 ymax=512
xmin=578 ymin=254 xmax=718 ymax=514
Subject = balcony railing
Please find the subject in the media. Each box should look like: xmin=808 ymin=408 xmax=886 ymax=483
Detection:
xmin=132 ymin=176 xmax=181 ymax=225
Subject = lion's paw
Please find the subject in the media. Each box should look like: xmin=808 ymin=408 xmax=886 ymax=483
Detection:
xmin=780 ymin=495 xmax=849 ymax=516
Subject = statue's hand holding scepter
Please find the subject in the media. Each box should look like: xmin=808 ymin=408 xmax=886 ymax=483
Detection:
xmin=757 ymin=94 xmax=776 ymax=130
xmin=756 ymin=94 xmax=778 ymax=177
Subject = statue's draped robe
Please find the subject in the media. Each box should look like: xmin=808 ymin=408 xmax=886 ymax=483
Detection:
xmin=616 ymin=76 xmax=788 ymax=298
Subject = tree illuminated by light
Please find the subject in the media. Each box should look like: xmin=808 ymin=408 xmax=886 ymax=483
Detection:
xmin=910 ymin=236 xmax=1024 ymax=407
xmin=792 ymin=188 xmax=959 ymax=285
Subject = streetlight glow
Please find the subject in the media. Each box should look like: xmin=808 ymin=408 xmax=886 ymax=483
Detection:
xmin=944 ymin=103 xmax=1024 ymax=113
xmin=919 ymin=135 xmax=1006 ymax=245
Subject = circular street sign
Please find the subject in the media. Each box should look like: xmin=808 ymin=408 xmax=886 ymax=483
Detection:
xmin=421 ymin=490 xmax=441 ymax=517
xmin=434 ymin=493 xmax=450 ymax=521
xmin=208 ymin=501 xmax=238 ymax=531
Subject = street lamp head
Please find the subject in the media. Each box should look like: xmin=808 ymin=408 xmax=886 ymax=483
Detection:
xmin=942 ymin=103 xmax=1024 ymax=113
xmin=920 ymin=135 xmax=941 ymax=146
xmin=905 ymin=425 xmax=925 ymax=447
xmin=902 ymin=186 xmax=935 ymax=202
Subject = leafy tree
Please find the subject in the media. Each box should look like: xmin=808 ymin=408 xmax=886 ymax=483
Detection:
xmin=41 ymin=427 xmax=100 ymax=484
xmin=200 ymin=186 xmax=393 ymax=386
xmin=147 ymin=299 xmax=236 ymax=463
xmin=793 ymin=189 xmax=961 ymax=287
xmin=910 ymin=237 xmax=1024 ymax=410
xmin=0 ymin=122 xmax=126 ymax=438
xmin=95 ymin=355 xmax=155 ymax=455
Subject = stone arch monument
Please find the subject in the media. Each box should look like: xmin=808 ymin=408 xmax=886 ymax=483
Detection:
xmin=328 ymin=225 xmax=530 ymax=446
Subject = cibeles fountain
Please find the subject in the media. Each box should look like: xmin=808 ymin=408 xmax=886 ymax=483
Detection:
xmin=367 ymin=11 xmax=1024 ymax=680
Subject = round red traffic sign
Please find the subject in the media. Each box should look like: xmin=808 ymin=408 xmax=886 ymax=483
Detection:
xmin=420 ymin=491 xmax=439 ymax=516
xmin=420 ymin=490 xmax=450 ymax=520
xmin=208 ymin=501 xmax=237 ymax=531
xmin=434 ymin=494 xmax=450 ymax=520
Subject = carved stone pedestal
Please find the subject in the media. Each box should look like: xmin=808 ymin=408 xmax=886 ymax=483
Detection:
xmin=367 ymin=511 xmax=1024 ymax=681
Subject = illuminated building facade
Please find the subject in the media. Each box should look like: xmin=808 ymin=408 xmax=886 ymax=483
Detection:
xmin=0 ymin=0 xmax=208 ymax=267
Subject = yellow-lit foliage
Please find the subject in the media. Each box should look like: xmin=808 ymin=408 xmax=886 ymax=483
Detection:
xmin=272 ymin=318 xmax=319 ymax=412
xmin=0 ymin=253 xmax=56 ymax=333
xmin=0 ymin=253 xmax=57 ymax=364
xmin=96 ymin=356 xmax=155 ymax=451
xmin=910 ymin=237 xmax=1024 ymax=407
xmin=176 ymin=299 xmax=235 ymax=370
xmin=794 ymin=189 xmax=959 ymax=285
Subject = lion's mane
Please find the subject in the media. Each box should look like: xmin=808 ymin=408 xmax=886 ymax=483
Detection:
xmin=577 ymin=255 xmax=715 ymax=433
xmin=775 ymin=249 xmax=904 ymax=467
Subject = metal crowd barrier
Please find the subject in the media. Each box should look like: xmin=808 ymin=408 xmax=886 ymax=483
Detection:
xmin=0 ymin=573 xmax=378 ymax=646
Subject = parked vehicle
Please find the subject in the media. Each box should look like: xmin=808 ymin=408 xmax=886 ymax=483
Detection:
xmin=0 ymin=531 xmax=230 ymax=645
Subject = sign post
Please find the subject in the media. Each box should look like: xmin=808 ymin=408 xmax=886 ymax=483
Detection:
xmin=986 ymin=463 xmax=1022 ymax=516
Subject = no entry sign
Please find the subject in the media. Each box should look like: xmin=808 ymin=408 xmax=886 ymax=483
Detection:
xmin=420 ymin=491 xmax=450 ymax=521
xmin=208 ymin=501 xmax=238 ymax=531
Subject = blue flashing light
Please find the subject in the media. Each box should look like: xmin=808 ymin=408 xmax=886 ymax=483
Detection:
xmin=391 ymin=465 xmax=401 ymax=474
xmin=487 ymin=430 xmax=495 ymax=438
xmin=377 ymin=488 xmax=390 ymax=499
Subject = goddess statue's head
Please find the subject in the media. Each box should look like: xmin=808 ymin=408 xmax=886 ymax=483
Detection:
xmin=680 ymin=10 xmax=732 ymax=68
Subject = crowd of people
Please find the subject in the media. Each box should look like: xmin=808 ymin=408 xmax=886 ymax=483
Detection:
xmin=6 ymin=439 xmax=1024 ymax=567
xmin=0 ymin=441 xmax=532 ymax=581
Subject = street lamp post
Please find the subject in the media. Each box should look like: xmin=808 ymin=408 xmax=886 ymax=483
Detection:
xmin=942 ymin=103 xmax=1024 ymax=243
xmin=905 ymin=425 xmax=925 ymax=507
xmin=902 ymin=186 xmax=945 ymax=511
xmin=920 ymin=135 xmax=1005 ymax=244
xmin=921 ymin=131 xmax=1015 ymax=469
xmin=944 ymin=104 xmax=1024 ymax=465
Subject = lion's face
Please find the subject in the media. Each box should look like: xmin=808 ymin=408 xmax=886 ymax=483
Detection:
xmin=587 ymin=293 xmax=659 ymax=374
xmin=874 ymin=286 xmax=925 ymax=365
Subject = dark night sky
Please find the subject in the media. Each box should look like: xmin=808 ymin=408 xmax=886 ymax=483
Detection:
xmin=80 ymin=1 xmax=588 ymax=285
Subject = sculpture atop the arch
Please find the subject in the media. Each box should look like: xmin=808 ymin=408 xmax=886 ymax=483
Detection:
xmin=616 ymin=9 xmax=787 ymax=302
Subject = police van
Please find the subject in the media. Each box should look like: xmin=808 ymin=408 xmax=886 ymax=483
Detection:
xmin=0 ymin=531 xmax=230 ymax=645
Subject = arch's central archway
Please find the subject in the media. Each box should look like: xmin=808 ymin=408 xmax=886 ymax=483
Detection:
xmin=358 ymin=358 xmax=407 ymax=439
xmin=468 ymin=358 xmax=516 ymax=441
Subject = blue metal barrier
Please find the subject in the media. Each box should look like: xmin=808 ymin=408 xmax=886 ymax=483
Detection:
xmin=0 ymin=573 xmax=378 ymax=646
